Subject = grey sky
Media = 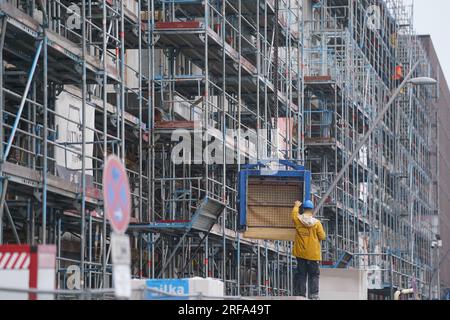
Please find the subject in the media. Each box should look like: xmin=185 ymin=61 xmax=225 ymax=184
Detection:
xmin=414 ymin=0 xmax=450 ymax=83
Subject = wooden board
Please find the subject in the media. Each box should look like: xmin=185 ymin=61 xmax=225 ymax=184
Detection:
xmin=244 ymin=227 xmax=296 ymax=242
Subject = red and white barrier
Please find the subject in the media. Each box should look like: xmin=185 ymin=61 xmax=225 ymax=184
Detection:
xmin=0 ymin=245 xmax=56 ymax=300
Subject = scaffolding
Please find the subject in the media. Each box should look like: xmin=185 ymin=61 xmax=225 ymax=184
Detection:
xmin=0 ymin=0 xmax=440 ymax=299
xmin=140 ymin=0 xmax=304 ymax=296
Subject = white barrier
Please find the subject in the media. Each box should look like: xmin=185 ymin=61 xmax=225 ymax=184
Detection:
xmin=319 ymin=268 xmax=368 ymax=300
xmin=0 ymin=245 xmax=56 ymax=300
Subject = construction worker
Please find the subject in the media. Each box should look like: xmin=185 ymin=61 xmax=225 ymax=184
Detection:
xmin=394 ymin=63 xmax=404 ymax=86
xmin=292 ymin=200 xmax=326 ymax=300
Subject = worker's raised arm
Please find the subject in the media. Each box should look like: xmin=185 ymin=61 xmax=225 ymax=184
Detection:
xmin=317 ymin=221 xmax=326 ymax=241
xmin=291 ymin=201 xmax=301 ymax=225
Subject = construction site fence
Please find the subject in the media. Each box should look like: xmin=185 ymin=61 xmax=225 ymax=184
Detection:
xmin=0 ymin=286 xmax=247 ymax=300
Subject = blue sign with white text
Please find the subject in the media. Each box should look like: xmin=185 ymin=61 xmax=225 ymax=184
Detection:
xmin=145 ymin=279 xmax=189 ymax=300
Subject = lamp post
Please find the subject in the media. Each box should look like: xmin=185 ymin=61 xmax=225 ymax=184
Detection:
xmin=313 ymin=61 xmax=437 ymax=216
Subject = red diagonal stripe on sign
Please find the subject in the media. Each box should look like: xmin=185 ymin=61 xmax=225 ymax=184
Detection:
xmin=0 ymin=253 xmax=11 ymax=268
xmin=0 ymin=252 xmax=11 ymax=268
xmin=12 ymin=253 xmax=26 ymax=269
xmin=9 ymin=253 xmax=18 ymax=269
xmin=6 ymin=253 xmax=19 ymax=269
xmin=20 ymin=254 xmax=30 ymax=269
xmin=3 ymin=252 xmax=15 ymax=269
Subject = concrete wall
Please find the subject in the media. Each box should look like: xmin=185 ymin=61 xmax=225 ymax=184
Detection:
xmin=319 ymin=269 xmax=368 ymax=300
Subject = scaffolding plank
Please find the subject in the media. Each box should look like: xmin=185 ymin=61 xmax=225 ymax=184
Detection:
xmin=244 ymin=227 xmax=296 ymax=242
xmin=156 ymin=21 xmax=202 ymax=29
xmin=0 ymin=2 xmax=119 ymax=83
xmin=155 ymin=120 xmax=196 ymax=130
xmin=1 ymin=162 xmax=101 ymax=205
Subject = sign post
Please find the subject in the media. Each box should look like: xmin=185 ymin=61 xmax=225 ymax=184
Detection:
xmin=110 ymin=233 xmax=131 ymax=299
xmin=103 ymin=155 xmax=132 ymax=299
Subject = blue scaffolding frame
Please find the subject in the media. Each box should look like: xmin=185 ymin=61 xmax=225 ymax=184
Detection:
xmin=238 ymin=160 xmax=312 ymax=229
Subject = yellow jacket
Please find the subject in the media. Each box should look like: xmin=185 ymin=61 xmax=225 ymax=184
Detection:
xmin=291 ymin=205 xmax=326 ymax=261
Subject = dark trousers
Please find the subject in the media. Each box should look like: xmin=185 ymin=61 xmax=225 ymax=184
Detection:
xmin=294 ymin=258 xmax=320 ymax=299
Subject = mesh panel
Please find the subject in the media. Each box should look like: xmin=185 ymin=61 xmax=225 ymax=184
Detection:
xmin=246 ymin=179 xmax=302 ymax=229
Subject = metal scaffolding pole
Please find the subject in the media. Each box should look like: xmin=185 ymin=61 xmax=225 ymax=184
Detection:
xmin=81 ymin=0 xmax=87 ymax=292
xmin=3 ymin=41 xmax=43 ymax=160
xmin=42 ymin=18 xmax=48 ymax=245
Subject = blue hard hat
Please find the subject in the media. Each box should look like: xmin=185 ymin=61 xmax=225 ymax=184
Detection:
xmin=303 ymin=200 xmax=314 ymax=209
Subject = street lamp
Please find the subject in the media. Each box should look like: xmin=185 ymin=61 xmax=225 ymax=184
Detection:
xmin=313 ymin=60 xmax=438 ymax=216
xmin=408 ymin=77 xmax=438 ymax=86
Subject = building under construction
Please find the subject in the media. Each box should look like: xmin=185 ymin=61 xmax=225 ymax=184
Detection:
xmin=0 ymin=0 xmax=447 ymax=299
